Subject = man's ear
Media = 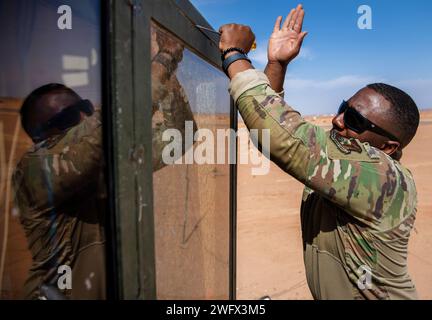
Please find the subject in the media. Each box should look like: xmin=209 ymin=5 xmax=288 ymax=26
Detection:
xmin=381 ymin=140 xmax=401 ymax=159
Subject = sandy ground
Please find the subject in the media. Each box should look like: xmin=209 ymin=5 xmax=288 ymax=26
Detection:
xmin=2 ymin=98 xmax=431 ymax=299
xmin=236 ymin=110 xmax=432 ymax=300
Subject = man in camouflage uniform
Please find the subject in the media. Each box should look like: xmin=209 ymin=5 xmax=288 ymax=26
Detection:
xmin=13 ymin=28 xmax=196 ymax=299
xmin=219 ymin=5 xmax=420 ymax=299
xmin=12 ymin=84 xmax=107 ymax=299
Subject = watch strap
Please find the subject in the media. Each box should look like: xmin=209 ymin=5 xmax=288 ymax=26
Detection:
xmin=222 ymin=53 xmax=251 ymax=75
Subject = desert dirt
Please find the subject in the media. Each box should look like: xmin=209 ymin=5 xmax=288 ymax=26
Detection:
xmin=236 ymin=110 xmax=432 ymax=300
xmin=1 ymin=97 xmax=431 ymax=300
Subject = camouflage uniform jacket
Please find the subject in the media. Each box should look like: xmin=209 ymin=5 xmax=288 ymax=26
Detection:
xmin=229 ymin=69 xmax=418 ymax=300
xmin=12 ymin=112 xmax=106 ymax=299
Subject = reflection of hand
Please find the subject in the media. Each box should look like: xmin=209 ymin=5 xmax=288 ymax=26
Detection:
xmin=268 ymin=4 xmax=307 ymax=66
xmin=151 ymin=32 xmax=184 ymax=109
xmin=160 ymin=42 xmax=184 ymax=63
xmin=218 ymin=24 xmax=255 ymax=53
xmin=156 ymin=29 xmax=184 ymax=64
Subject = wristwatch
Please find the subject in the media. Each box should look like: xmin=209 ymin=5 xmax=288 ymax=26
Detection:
xmin=222 ymin=52 xmax=251 ymax=75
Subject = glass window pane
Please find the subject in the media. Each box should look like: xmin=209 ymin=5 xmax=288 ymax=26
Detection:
xmin=0 ymin=0 xmax=106 ymax=299
xmin=151 ymin=23 xmax=231 ymax=299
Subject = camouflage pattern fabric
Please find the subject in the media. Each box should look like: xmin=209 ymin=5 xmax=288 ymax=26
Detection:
xmin=12 ymin=112 xmax=106 ymax=299
xmin=151 ymin=27 xmax=198 ymax=171
xmin=12 ymin=32 xmax=196 ymax=298
xmin=230 ymin=69 xmax=418 ymax=300
xmin=151 ymin=63 xmax=197 ymax=171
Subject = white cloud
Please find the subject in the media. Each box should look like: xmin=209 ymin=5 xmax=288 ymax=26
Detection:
xmin=246 ymin=45 xmax=431 ymax=114
xmin=283 ymin=75 xmax=384 ymax=115
xmin=282 ymin=75 xmax=432 ymax=115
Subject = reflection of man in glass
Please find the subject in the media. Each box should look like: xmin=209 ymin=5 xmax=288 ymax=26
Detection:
xmin=12 ymin=29 xmax=197 ymax=298
xmin=12 ymin=84 xmax=106 ymax=299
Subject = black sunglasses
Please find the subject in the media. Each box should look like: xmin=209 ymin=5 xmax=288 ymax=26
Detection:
xmin=337 ymin=101 xmax=400 ymax=143
xmin=32 ymin=99 xmax=94 ymax=142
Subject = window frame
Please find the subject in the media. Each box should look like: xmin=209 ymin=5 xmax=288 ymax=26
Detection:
xmin=104 ymin=0 xmax=237 ymax=300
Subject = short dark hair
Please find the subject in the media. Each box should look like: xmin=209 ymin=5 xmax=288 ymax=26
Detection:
xmin=20 ymin=83 xmax=80 ymax=139
xmin=367 ymin=83 xmax=420 ymax=147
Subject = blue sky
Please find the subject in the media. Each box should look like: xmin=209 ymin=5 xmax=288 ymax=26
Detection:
xmin=190 ymin=0 xmax=432 ymax=115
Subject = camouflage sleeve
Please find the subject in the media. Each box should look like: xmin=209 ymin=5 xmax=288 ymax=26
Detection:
xmin=230 ymin=69 xmax=416 ymax=230
xmin=152 ymin=68 xmax=197 ymax=172
xmin=12 ymin=113 xmax=103 ymax=212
